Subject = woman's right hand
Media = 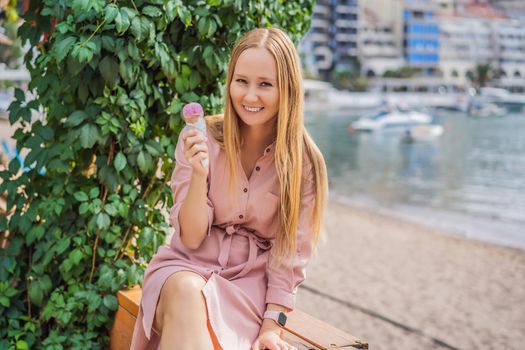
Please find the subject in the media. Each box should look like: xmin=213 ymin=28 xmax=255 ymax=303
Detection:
xmin=181 ymin=128 xmax=209 ymax=178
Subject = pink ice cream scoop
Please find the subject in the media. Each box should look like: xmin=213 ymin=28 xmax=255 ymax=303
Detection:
xmin=182 ymin=102 xmax=204 ymax=120
xmin=181 ymin=102 xmax=208 ymax=168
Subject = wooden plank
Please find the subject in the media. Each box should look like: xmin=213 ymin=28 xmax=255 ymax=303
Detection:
xmin=114 ymin=287 xmax=368 ymax=350
xmin=285 ymin=309 xmax=368 ymax=349
xmin=110 ymin=305 xmax=136 ymax=350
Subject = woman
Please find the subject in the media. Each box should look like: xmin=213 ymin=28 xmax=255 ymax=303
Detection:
xmin=131 ymin=27 xmax=328 ymax=350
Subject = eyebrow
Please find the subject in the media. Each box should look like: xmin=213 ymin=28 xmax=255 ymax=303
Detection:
xmin=234 ymin=73 xmax=276 ymax=82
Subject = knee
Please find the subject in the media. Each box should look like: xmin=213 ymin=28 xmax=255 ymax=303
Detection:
xmin=160 ymin=272 xmax=206 ymax=309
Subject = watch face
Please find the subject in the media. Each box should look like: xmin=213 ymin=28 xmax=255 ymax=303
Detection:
xmin=277 ymin=312 xmax=287 ymax=327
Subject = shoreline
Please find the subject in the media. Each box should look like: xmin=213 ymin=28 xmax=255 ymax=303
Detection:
xmin=297 ymin=200 xmax=525 ymax=350
xmin=330 ymin=192 xmax=525 ymax=253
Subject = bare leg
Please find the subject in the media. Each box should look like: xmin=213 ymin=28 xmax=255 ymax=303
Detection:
xmin=154 ymin=271 xmax=214 ymax=350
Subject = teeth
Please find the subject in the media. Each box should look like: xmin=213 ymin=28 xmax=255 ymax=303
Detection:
xmin=243 ymin=105 xmax=263 ymax=112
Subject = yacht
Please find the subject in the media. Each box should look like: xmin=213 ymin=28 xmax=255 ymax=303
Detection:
xmin=470 ymin=87 xmax=525 ymax=113
xmin=349 ymin=106 xmax=433 ymax=132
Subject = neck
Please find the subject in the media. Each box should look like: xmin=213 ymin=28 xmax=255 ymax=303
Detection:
xmin=240 ymin=121 xmax=277 ymax=149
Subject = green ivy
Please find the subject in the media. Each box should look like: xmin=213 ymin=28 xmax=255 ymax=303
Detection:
xmin=0 ymin=0 xmax=314 ymax=348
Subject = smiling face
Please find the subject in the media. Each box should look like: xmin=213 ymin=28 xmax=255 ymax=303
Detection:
xmin=229 ymin=47 xmax=280 ymax=130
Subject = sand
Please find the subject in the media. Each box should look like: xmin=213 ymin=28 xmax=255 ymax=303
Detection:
xmin=296 ymin=200 xmax=525 ymax=350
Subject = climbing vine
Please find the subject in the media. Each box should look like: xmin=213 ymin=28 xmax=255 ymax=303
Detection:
xmin=0 ymin=0 xmax=314 ymax=348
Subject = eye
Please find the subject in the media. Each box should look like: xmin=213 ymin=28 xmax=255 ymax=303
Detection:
xmin=261 ymin=82 xmax=273 ymax=87
xmin=236 ymin=79 xmax=247 ymax=84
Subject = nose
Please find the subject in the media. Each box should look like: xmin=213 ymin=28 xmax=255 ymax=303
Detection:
xmin=244 ymin=85 xmax=259 ymax=103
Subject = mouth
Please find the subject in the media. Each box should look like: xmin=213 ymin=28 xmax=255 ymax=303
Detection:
xmin=243 ymin=105 xmax=264 ymax=113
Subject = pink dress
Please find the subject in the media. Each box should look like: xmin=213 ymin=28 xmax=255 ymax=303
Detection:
xmin=130 ymin=129 xmax=316 ymax=350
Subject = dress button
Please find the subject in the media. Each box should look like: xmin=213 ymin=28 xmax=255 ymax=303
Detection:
xmin=255 ymin=166 xmax=260 ymax=171
xmin=239 ymin=214 xmax=244 ymax=219
xmin=243 ymin=188 xmax=248 ymax=193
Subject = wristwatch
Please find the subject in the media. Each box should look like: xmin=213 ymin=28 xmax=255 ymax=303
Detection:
xmin=263 ymin=310 xmax=287 ymax=327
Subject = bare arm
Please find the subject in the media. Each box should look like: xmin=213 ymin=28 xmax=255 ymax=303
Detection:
xmin=179 ymin=172 xmax=209 ymax=249
xmin=259 ymin=303 xmax=291 ymax=335
xmin=178 ymin=128 xmax=210 ymax=250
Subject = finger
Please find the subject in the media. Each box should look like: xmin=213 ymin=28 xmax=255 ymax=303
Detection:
xmin=251 ymin=340 xmax=260 ymax=350
xmin=180 ymin=129 xmax=196 ymax=141
xmin=189 ymin=142 xmax=208 ymax=155
xmin=185 ymin=134 xmax=207 ymax=147
xmin=188 ymin=148 xmax=208 ymax=162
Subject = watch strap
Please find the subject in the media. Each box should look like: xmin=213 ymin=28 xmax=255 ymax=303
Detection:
xmin=263 ymin=310 xmax=287 ymax=327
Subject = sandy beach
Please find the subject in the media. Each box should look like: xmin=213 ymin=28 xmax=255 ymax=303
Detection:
xmin=296 ymin=200 xmax=525 ymax=350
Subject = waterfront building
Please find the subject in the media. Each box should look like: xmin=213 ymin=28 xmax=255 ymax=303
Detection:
xmin=403 ymin=0 xmax=440 ymax=76
xmin=358 ymin=0 xmax=404 ymax=77
xmin=438 ymin=16 xmax=493 ymax=86
xmin=489 ymin=0 xmax=525 ymax=20
xmin=491 ymin=19 xmax=525 ymax=91
xmin=299 ymin=0 xmax=359 ymax=80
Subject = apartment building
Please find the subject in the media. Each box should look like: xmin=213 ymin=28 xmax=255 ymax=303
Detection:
xmin=403 ymin=0 xmax=440 ymax=76
xmin=299 ymin=0 xmax=359 ymax=80
xmin=358 ymin=0 xmax=404 ymax=77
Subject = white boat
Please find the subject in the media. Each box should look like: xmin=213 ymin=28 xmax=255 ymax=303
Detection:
xmin=468 ymin=102 xmax=506 ymax=118
xmin=470 ymin=87 xmax=525 ymax=113
xmin=349 ymin=107 xmax=433 ymax=132
xmin=402 ymin=124 xmax=444 ymax=142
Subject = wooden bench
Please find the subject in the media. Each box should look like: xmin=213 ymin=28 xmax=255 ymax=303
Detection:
xmin=110 ymin=286 xmax=368 ymax=349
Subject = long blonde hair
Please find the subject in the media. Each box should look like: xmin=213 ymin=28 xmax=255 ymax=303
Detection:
xmin=208 ymin=28 xmax=328 ymax=263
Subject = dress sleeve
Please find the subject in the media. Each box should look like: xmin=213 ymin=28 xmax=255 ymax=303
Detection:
xmin=265 ymin=165 xmax=316 ymax=310
xmin=168 ymin=136 xmax=214 ymax=249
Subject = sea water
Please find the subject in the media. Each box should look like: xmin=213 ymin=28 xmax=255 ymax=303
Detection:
xmin=306 ymin=109 xmax=525 ymax=251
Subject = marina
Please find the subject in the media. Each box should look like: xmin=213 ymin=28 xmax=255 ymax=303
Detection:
xmin=306 ymin=103 xmax=525 ymax=251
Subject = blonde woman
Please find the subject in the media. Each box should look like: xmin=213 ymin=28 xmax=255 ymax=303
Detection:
xmin=131 ymin=27 xmax=328 ymax=350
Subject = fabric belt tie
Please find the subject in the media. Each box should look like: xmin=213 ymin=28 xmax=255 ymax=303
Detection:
xmin=218 ymin=224 xmax=272 ymax=279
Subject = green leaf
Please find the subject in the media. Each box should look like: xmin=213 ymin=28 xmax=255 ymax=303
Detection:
xmin=79 ymin=124 xmax=99 ymax=148
xmin=99 ymin=56 xmax=119 ymax=85
xmin=114 ymin=152 xmax=127 ymax=172
xmin=145 ymin=140 xmax=162 ymax=156
xmin=104 ymin=203 xmax=118 ymax=216
xmin=96 ymin=212 xmax=110 ymax=229
xmin=15 ymin=340 xmax=29 ymax=350
xmin=55 ymin=238 xmax=70 ymax=254
xmin=71 ymin=44 xmax=94 ymax=63
xmin=79 ymin=202 xmax=90 ymax=215
xmin=14 ymin=88 xmax=24 ymax=101
xmin=70 ymin=248 xmax=83 ymax=266
xmin=177 ymin=6 xmax=192 ymax=27
xmin=142 ymin=5 xmax=162 ymax=18
xmin=103 ymin=294 xmax=118 ymax=311
xmin=74 ymin=191 xmax=89 ymax=202
xmin=137 ymin=150 xmax=153 ymax=173
xmin=89 ymin=187 xmax=100 ymax=199
xmin=53 ymin=36 xmax=77 ymax=63
xmin=127 ymin=42 xmax=140 ymax=61
xmin=28 ymin=281 xmax=43 ymax=306
xmin=197 ymin=17 xmax=208 ymax=37
xmin=115 ymin=8 xmax=131 ymax=34
xmin=104 ymin=4 xmax=119 ymax=23
xmin=130 ymin=17 xmax=146 ymax=42
xmin=166 ymin=98 xmax=182 ymax=115
xmin=27 ymin=226 xmax=45 ymax=245
xmin=0 ymin=296 xmax=9 ymax=307
xmin=65 ymin=110 xmax=88 ymax=127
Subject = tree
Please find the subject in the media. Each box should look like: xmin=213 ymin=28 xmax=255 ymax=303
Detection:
xmin=467 ymin=63 xmax=493 ymax=89
xmin=0 ymin=0 xmax=315 ymax=348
